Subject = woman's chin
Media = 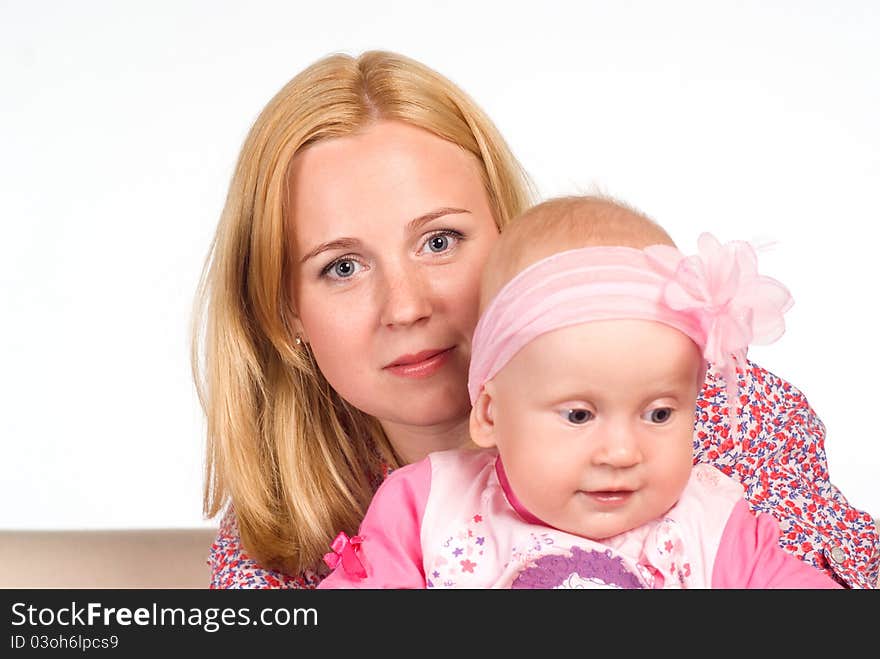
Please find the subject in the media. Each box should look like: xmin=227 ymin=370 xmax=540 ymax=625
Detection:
xmin=375 ymin=394 xmax=472 ymax=431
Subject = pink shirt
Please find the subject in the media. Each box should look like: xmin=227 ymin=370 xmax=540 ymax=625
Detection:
xmin=209 ymin=362 xmax=880 ymax=589
xmin=319 ymin=449 xmax=840 ymax=589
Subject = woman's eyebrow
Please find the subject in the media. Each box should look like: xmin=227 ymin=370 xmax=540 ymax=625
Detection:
xmin=300 ymin=237 xmax=360 ymax=264
xmin=406 ymin=207 xmax=471 ymax=233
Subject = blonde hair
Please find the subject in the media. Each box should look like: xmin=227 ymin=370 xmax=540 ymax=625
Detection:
xmin=480 ymin=195 xmax=675 ymax=308
xmin=191 ymin=50 xmax=535 ymax=575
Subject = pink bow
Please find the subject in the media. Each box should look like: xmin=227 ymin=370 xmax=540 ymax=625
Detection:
xmin=323 ymin=531 xmax=367 ymax=579
xmin=646 ymin=233 xmax=793 ymax=426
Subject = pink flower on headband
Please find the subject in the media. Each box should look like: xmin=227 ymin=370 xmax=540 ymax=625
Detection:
xmin=645 ymin=233 xmax=794 ymax=371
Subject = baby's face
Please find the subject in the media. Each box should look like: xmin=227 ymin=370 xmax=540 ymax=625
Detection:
xmin=484 ymin=319 xmax=701 ymax=540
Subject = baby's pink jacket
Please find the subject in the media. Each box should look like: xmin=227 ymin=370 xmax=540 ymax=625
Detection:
xmin=319 ymin=449 xmax=841 ymax=589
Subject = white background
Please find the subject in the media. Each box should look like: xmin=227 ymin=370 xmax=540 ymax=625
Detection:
xmin=1 ymin=1 xmax=877 ymax=530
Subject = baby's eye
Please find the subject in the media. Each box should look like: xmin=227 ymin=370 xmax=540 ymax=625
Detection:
xmin=418 ymin=230 xmax=462 ymax=255
xmin=562 ymin=408 xmax=593 ymax=425
xmin=321 ymin=257 xmax=364 ymax=280
xmin=643 ymin=407 xmax=673 ymax=424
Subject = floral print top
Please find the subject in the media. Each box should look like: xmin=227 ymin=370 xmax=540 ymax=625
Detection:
xmin=208 ymin=361 xmax=879 ymax=589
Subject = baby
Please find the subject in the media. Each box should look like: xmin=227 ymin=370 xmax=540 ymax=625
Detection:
xmin=318 ymin=195 xmax=841 ymax=588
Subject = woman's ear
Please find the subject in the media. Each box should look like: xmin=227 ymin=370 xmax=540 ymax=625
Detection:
xmin=286 ymin=307 xmax=309 ymax=344
xmin=292 ymin=316 xmax=308 ymax=344
xmin=284 ymin=281 xmax=309 ymax=344
xmin=469 ymin=384 xmax=497 ymax=448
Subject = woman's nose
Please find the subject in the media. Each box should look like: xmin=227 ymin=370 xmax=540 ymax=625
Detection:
xmin=378 ymin=261 xmax=433 ymax=328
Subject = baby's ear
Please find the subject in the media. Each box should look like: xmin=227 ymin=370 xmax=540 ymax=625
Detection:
xmin=469 ymin=384 xmax=497 ymax=448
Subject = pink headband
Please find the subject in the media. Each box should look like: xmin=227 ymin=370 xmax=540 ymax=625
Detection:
xmin=467 ymin=233 xmax=794 ymax=428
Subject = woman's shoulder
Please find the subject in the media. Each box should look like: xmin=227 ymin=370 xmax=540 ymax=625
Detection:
xmin=695 ymin=360 xmax=879 ymax=589
xmin=209 ymin=508 xmax=324 ymax=589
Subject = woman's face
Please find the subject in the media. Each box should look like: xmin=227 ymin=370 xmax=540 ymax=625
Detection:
xmin=287 ymin=120 xmax=499 ymax=446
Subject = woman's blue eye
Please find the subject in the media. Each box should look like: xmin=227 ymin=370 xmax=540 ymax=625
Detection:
xmin=429 ymin=234 xmax=449 ymax=252
xmin=322 ymin=257 xmax=362 ymax=280
xmin=564 ymin=409 xmax=593 ymax=424
xmin=333 ymin=260 xmax=356 ymax=277
xmin=421 ymin=230 xmax=462 ymax=255
xmin=647 ymin=407 xmax=672 ymax=424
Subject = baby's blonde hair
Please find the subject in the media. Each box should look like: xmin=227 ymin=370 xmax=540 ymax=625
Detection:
xmin=480 ymin=195 xmax=675 ymax=310
xmin=191 ymin=50 xmax=535 ymax=575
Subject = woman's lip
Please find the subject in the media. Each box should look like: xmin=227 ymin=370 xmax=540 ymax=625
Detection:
xmin=384 ymin=347 xmax=454 ymax=378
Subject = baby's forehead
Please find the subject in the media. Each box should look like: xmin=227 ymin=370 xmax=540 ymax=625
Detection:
xmin=495 ymin=319 xmax=704 ymax=401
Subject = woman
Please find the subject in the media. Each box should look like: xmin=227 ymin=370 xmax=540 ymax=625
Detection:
xmin=192 ymin=50 xmax=878 ymax=589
